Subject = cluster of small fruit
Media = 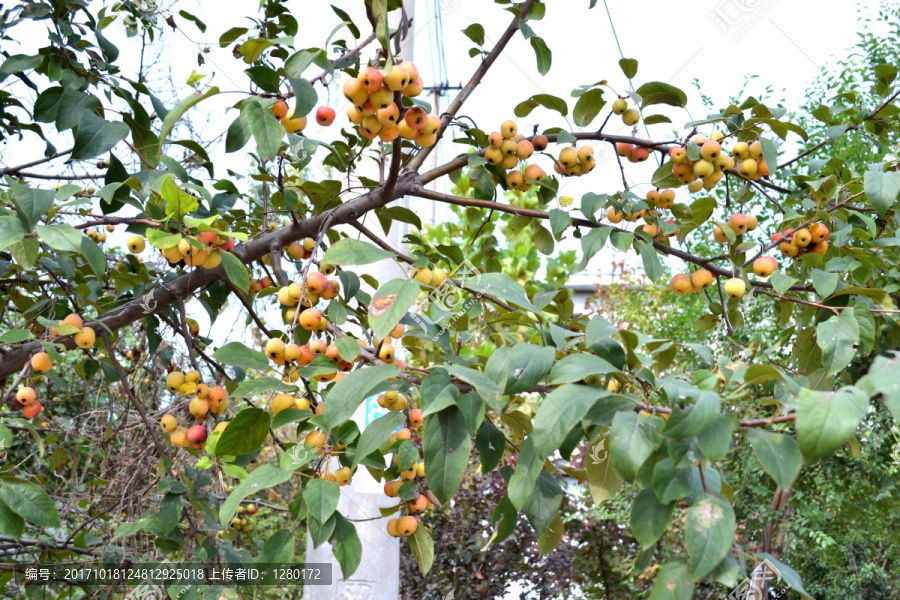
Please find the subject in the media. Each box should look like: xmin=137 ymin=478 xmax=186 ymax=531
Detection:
xmin=381 ymin=409 xmax=430 ymax=538
xmin=483 ymin=121 xmax=547 ymax=190
xmin=160 ymin=370 xmax=229 ymax=449
xmin=277 ymin=271 xmax=341 ymax=314
xmin=124 ymin=231 xmax=236 ymax=270
xmin=712 ymin=213 xmax=760 ymax=243
xmin=229 ymin=503 xmax=258 ymax=533
xmin=669 ymin=134 xmax=735 ymax=193
xmin=556 ymin=144 xmax=597 ymax=177
xmin=615 ymin=141 xmax=652 ymax=164
xmin=611 ymin=97 xmax=641 ymax=127
xmin=264 ymin=336 xmax=346 ymax=384
xmin=342 ymin=61 xmax=434 ymax=145
xmin=670 ymin=268 xmax=749 ymax=299
xmin=85 ymin=228 xmax=109 ymax=243
xmin=772 ymin=223 xmax=830 ymax=259
xmin=271 ymin=99 xmax=311 ymax=135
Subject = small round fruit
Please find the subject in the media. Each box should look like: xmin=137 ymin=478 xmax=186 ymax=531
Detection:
xmin=387 ymin=518 xmax=401 ymax=537
xmin=409 ymin=408 xmax=424 ymax=428
xmin=500 ymin=120 xmax=517 ymax=138
xmin=670 ymin=274 xmax=693 ymax=295
xmin=316 ymin=106 xmax=336 ymax=126
xmin=690 ymin=269 xmax=713 ymax=291
xmin=810 ymin=223 xmax=829 ymax=243
xmin=299 ymin=308 xmax=322 ymax=331
xmin=30 ymin=352 xmax=52 ymax=373
xmin=305 ymin=430 xmax=327 ymax=447
xmin=612 ymin=98 xmax=627 ymax=115
xmin=753 ymin=257 xmax=778 ymax=278
xmin=189 ymin=397 xmax=209 ymax=419
xmin=622 ymin=109 xmax=640 ymax=126
xmin=16 ymin=387 xmax=36 ymax=405
xmin=187 ymin=424 xmax=207 ymax=445
xmin=398 ymin=516 xmax=418 ymax=536
xmin=272 ymin=393 xmax=296 ymax=415
xmin=265 ymin=338 xmax=286 ymax=360
xmin=127 ymin=235 xmax=145 ymax=254
xmin=792 ymin=228 xmax=812 ymax=247
xmin=73 ymin=327 xmax=95 ymax=349
xmin=160 ymin=414 xmax=177 ymax=432
xmin=22 ymin=401 xmax=42 ymax=419
xmin=165 ymin=371 xmax=185 ymax=393
xmin=208 ymin=386 xmax=227 ymax=405
xmin=170 ymin=427 xmax=189 ymax=448
xmin=272 ymin=100 xmax=289 ymax=119
xmin=724 ymin=278 xmax=747 ymax=298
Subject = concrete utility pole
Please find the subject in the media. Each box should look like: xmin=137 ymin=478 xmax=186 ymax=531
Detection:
xmin=304 ymin=3 xmax=414 ymax=599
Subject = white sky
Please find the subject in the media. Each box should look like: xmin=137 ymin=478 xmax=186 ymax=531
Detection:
xmin=1 ymin=0 xmax=878 ymax=332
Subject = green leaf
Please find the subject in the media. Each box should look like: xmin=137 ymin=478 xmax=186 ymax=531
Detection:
xmin=864 ymin=169 xmax=900 ymax=216
xmin=514 ymin=93 xmax=568 ymax=118
xmin=331 ymin=513 xmax=362 ymax=578
xmin=55 ymin=90 xmax=101 ymax=131
xmin=609 ymin=411 xmax=664 ymax=482
xmin=618 ymin=58 xmax=638 ymax=79
xmin=810 ymin=269 xmax=839 ymax=298
xmin=636 ymin=240 xmax=664 ymax=282
xmin=746 ymin=429 xmax=802 ymax=489
xmin=219 ymin=26 xmax=248 ymax=47
xmin=0 ymin=54 xmax=42 ymax=74
xmin=796 ymin=386 xmax=868 ymax=462
xmin=464 ymin=272 xmax=538 ymax=312
xmin=572 ymin=89 xmax=606 ymax=127
xmin=71 ymin=111 xmax=129 ymax=160
xmin=215 ymin=408 xmax=272 ymax=457
xmin=663 ymin=392 xmax=720 ymax=439
xmin=322 ymin=239 xmax=395 ymax=265
xmin=648 ymin=560 xmax=693 ymax=600
xmin=0 ymin=498 xmax=24 ymax=538
xmin=241 ymin=97 xmax=284 ymax=160
xmin=287 ymin=78 xmax=318 ymax=116
xmin=320 ymin=365 xmax=399 ymax=431
xmin=424 ymin=406 xmax=472 ymax=504
xmin=485 ymin=343 xmax=554 ymax=395
xmin=462 ymin=23 xmax=485 ymax=46
xmin=816 ymin=311 xmax=860 ymax=374
xmin=302 ymin=479 xmax=340 ymax=524
xmin=221 ymin=250 xmax=250 ymax=293
xmin=863 ymin=355 xmax=900 ymax=419
xmin=475 ymin=419 xmax=506 ymax=473
xmin=231 ymin=376 xmax=296 ymax=399
xmin=634 ymin=81 xmax=687 ymax=108
xmin=770 ymin=270 xmax=799 ymax=295
xmin=585 ymin=434 xmax=622 ymax=503
xmin=420 ymin=369 xmax=460 ymax=415
xmin=353 ymin=411 xmax=403 ymax=468
xmin=523 ymin=470 xmax=562 ymax=536
xmin=158 ymin=87 xmax=219 ymax=156
xmin=80 ymin=236 xmax=107 ymax=277
xmin=631 ymin=487 xmax=674 ymax=548
xmin=0 ymin=329 xmax=34 ymax=343
xmin=548 ymin=353 xmax=618 ymax=384
xmin=220 ymin=464 xmax=292 ymax=526
xmin=407 ymin=525 xmax=435 ymax=575
xmin=369 ymin=278 xmax=420 ymax=340
xmin=537 ymin=513 xmax=564 ymax=555
xmin=686 ymin=494 xmax=735 ymax=580
xmin=160 ymin=174 xmax=199 ymax=220
xmin=212 ymin=342 xmax=269 ymax=371
xmin=443 ymin=364 xmax=503 ymax=410
xmin=225 ymin=113 xmax=252 ymax=153
xmin=0 ymin=477 xmax=60 ymax=528
xmin=35 ymin=224 xmax=82 ymax=252
xmin=9 ymin=184 xmax=54 ymax=231
xmin=531 ymin=385 xmax=607 ymax=458
xmin=652 ymin=458 xmax=695 ymax=504
xmin=0 ymin=217 xmax=25 ymax=251
xmin=576 ymin=226 xmax=612 ymax=271
xmin=530 ymin=36 xmax=552 ymax=75
xmin=258 ymin=529 xmax=295 ymax=566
